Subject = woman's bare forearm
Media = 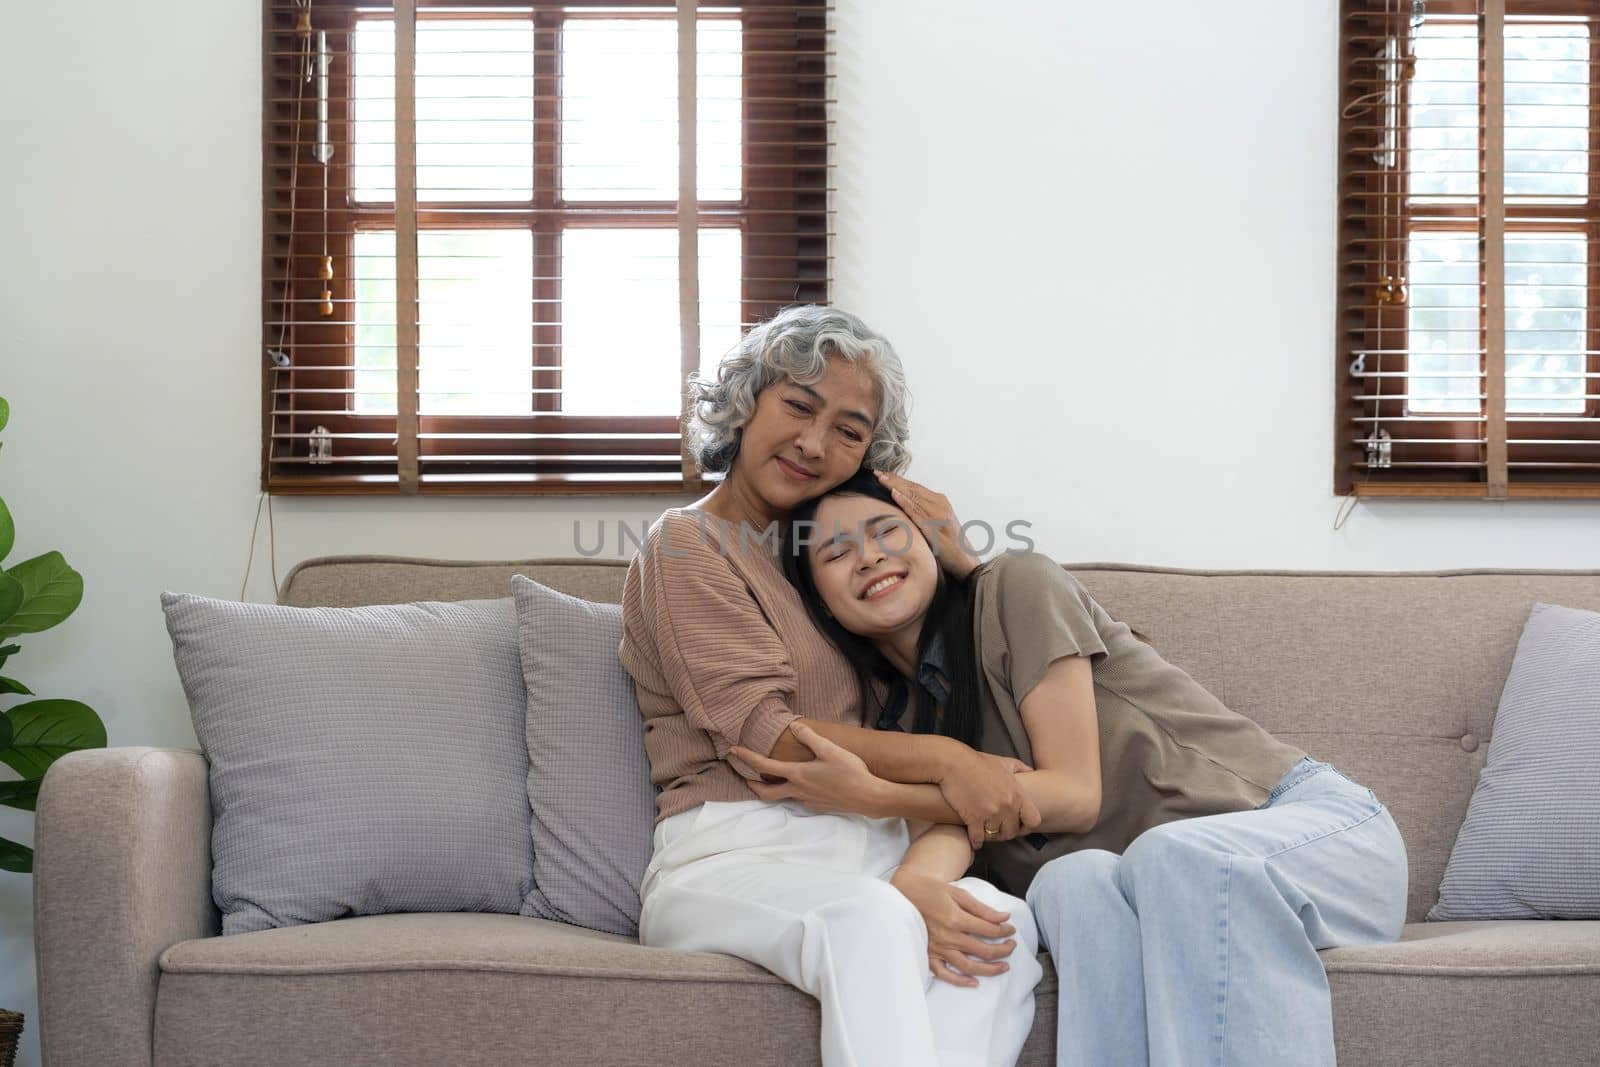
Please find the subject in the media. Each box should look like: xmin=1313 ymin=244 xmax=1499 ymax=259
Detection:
xmin=864 ymin=780 xmax=963 ymax=823
xmin=768 ymin=718 xmax=967 ymax=785
xmin=1014 ymin=769 xmax=1100 ymax=835
xmin=895 ymin=823 xmax=975 ymax=884
xmin=764 ymin=719 xmax=1078 ymax=831
xmin=865 ymin=771 xmax=1099 ymax=836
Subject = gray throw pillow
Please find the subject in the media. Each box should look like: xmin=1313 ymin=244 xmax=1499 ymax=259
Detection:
xmin=161 ymin=592 xmax=534 ymax=935
xmin=1429 ymin=602 xmax=1600 ymax=921
xmin=512 ymin=575 xmax=658 ymax=936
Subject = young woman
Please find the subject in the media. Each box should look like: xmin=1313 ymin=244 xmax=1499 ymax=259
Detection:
xmin=619 ymin=304 xmax=1043 ymax=1067
xmin=739 ymin=467 xmax=1410 ymax=1067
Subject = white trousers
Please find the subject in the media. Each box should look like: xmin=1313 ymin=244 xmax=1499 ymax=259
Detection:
xmin=638 ymin=799 xmax=1042 ymax=1067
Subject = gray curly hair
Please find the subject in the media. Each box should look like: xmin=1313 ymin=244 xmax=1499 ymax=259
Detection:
xmin=686 ymin=305 xmax=912 ymax=476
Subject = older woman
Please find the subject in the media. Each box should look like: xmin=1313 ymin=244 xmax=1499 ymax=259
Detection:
xmin=618 ymin=305 xmax=1044 ymax=1067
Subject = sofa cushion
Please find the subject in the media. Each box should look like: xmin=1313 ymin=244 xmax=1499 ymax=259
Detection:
xmin=155 ymin=912 xmax=1059 ymax=1066
xmin=153 ymin=914 xmax=1600 ymax=1067
xmin=1429 ymin=602 xmax=1600 ymax=920
xmin=160 ymin=593 xmax=534 ymax=934
xmin=1322 ymin=918 xmax=1600 ymax=975
xmin=1323 ymin=921 xmax=1600 ymax=1064
xmin=512 ymin=575 xmax=658 ymax=936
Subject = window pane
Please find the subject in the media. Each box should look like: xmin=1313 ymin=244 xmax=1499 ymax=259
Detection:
xmin=1505 ymin=23 xmax=1589 ymax=203
xmin=352 ymin=233 xmax=397 ymax=414
xmin=1409 ymin=21 xmax=1478 ymax=203
xmin=353 ymin=230 xmax=535 ymax=415
xmin=1507 ymin=233 xmax=1586 ymax=414
xmin=354 ymin=19 xmax=535 ymax=203
xmin=352 ymin=22 xmax=396 ymax=203
xmin=1407 ymin=232 xmax=1480 ymax=413
xmin=560 ymin=229 xmax=741 ymax=415
xmin=561 ymin=19 xmax=741 ymax=201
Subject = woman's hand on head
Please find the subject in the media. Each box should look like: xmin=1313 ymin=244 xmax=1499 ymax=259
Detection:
xmin=871 ymin=469 xmax=982 ymax=580
xmin=732 ymin=721 xmax=885 ymax=815
xmin=889 ymin=869 xmax=1018 ymax=988
xmin=938 ymin=750 xmax=1041 ymax=849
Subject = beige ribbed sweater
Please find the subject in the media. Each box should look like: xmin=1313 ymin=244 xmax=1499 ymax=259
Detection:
xmin=618 ymin=507 xmax=863 ymax=822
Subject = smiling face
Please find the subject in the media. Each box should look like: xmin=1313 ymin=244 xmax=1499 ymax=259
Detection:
xmin=732 ymin=356 xmax=880 ymax=511
xmin=806 ymin=491 xmax=939 ymax=642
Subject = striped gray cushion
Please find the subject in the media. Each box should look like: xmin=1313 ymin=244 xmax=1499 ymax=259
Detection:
xmin=513 ymin=575 xmax=658 ymax=936
xmin=161 ymin=593 xmax=535 ymax=935
xmin=1429 ymin=602 xmax=1600 ymax=920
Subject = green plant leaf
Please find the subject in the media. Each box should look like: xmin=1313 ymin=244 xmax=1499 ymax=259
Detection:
xmin=0 ymin=395 xmax=9 ymax=434
xmin=0 ymin=644 xmax=17 ymax=671
xmin=0 ymin=495 xmax=12 ymax=564
xmin=0 ymin=709 xmax=10 ymax=750
xmin=0 ymin=574 xmax=20 ymax=630
xmin=0 ymin=699 xmax=105 ymax=779
xmin=0 ymin=676 xmax=30 ymax=696
xmin=0 ymin=836 xmax=31 ymax=874
xmin=0 ymin=552 xmax=83 ymax=639
xmin=0 ymin=778 xmax=40 ymax=813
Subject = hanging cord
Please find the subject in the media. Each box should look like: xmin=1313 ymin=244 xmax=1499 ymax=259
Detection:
xmin=240 ymin=492 xmax=282 ymax=601
xmin=1373 ymin=2 xmax=1395 ymax=471
xmin=1348 ymin=0 xmax=1416 ymax=502
xmin=276 ymin=1 xmax=314 ymax=356
xmin=1332 ymin=492 xmax=1361 ymax=531
xmin=1341 ymin=86 xmax=1388 ymax=121
xmin=314 ymin=18 xmax=336 ymax=315
xmin=1341 ymin=2 xmax=1422 ymax=523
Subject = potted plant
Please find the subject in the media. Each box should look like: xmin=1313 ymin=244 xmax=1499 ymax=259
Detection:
xmin=0 ymin=394 xmax=107 ymax=1066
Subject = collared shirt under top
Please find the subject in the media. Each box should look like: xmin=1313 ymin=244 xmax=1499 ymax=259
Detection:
xmin=876 ymin=629 xmax=951 ymax=731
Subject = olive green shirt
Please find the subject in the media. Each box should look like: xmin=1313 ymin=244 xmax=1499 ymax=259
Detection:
xmin=967 ymin=551 xmax=1307 ymax=895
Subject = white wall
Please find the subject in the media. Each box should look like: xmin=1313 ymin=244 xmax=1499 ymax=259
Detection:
xmin=1 ymin=1 xmax=1594 ymax=1063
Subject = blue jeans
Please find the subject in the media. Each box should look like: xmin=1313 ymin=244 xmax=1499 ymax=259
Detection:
xmin=1026 ymin=758 xmax=1408 ymax=1067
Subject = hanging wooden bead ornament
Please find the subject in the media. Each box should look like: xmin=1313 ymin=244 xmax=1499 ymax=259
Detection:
xmin=319 ymin=255 xmax=335 ymax=317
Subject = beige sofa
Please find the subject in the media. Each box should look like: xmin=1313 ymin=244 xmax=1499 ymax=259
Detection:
xmin=33 ymin=555 xmax=1600 ymax=1066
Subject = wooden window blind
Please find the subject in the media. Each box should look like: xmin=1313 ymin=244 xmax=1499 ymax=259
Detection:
xmin=1337 ymin=0 xmax=1600 ymax=498
xmin=262 ymin=0 xmax=831 ymax=494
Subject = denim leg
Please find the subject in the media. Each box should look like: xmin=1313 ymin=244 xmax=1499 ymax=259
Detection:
xmin=1026 ymin=849 xmax=1149 ymax=1067
xmin=1118 ymin=767 xmax=1408 ymax=1067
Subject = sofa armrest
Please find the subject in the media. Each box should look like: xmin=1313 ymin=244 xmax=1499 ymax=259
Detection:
xmin=33 ymin=746 xmax=218 ymax=1067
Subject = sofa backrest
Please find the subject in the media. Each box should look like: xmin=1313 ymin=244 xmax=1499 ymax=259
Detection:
xmin=1068 ymin=563 xmax=1600 ymax=923
xmin=280 ymin=555 xmax=629 ymax=608
xmin=279 ymin=554 xmax=1600 ymax=922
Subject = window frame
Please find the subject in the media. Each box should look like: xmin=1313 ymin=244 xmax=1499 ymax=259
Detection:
xmin=1335 ymin=0 xmax=1600 ymax=498
xmin=262 ymin=0 xmax=830 ymax=495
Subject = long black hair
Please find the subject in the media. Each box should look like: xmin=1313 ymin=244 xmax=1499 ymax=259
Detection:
xmin=781 ymin=467 xmax=984 ymax=748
